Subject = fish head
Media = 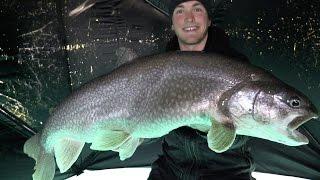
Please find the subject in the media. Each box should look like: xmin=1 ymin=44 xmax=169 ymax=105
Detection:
xmin=228 ymin=80 xmax=318 ymax=146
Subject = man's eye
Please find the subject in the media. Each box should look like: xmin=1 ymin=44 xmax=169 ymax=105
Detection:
xmin=194 ymin=8 xmax=202 ymax=12
xmin=175 ymin=9 xmax=183 ymax=14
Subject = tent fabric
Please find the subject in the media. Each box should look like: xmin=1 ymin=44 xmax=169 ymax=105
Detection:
xmin=0 ymin=0 xmax=319 ymax=179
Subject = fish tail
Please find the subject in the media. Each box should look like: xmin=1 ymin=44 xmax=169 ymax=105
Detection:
xmin=24 ymin=134 xmax=56 ymax=180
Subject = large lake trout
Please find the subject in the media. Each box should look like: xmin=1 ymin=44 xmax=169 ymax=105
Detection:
xmin=24 ymin=51 xmax=318 ymax=180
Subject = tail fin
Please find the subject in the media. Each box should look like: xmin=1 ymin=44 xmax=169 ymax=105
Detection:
xmin=24 ymin=134 xmax=56 ymax=180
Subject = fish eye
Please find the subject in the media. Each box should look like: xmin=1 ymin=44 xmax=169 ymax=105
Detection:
xmin=288 ymin=96 xmax=301 ymax=108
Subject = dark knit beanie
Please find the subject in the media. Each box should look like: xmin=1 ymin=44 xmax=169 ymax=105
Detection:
xmin=168 ymin=0 xmax=212 ymax=20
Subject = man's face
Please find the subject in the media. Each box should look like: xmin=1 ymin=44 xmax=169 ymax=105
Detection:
xmin=172 ymin=1 xmax=211 ymax=46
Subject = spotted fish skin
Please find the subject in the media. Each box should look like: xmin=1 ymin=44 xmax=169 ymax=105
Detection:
xmin=42 ymin=51 xmax=248 ymax=140
xmin=24 ymin=51 xmax=318 ymax=180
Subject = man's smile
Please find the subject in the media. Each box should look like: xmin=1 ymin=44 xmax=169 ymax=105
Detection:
xmin=183 ymin=26 xmax=199 ymax=32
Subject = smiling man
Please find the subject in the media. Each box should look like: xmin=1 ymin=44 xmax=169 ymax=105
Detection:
xmin=171 ymin=0 xmax=211 ymax=51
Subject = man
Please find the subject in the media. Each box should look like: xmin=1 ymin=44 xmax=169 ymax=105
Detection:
xmin=170 ymin=0 xmax=211 ymax=51
xmin=165 ymin=0 xmax=248 ymax=59
xmin=148 ymin=0 xmax=253 ymax=179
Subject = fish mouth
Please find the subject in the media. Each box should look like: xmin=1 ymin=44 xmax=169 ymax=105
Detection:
xmin=290 ymin=128 xmax=309 ymax=145
xmin=288 ymin=113 xmax=318 ymax=145
xmin=288 ymin=113 xmax=318 ymax=130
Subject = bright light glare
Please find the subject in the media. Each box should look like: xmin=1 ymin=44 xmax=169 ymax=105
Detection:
xmin=66 ymin=168 xmax=308 ymax=180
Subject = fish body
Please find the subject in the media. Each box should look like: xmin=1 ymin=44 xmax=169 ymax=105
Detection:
xmin=24 ymin=51 xmax=318 ymax=180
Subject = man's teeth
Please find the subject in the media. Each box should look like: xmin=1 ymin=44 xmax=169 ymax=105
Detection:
xmin=184 ymin=27 xmax=197 ymax=31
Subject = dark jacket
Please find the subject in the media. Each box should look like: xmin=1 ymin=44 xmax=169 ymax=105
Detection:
xmin=148 ymin=26 xmax=254 ymax=180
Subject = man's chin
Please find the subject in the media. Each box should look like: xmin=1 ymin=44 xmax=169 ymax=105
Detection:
xmin=178 ymin=32 xmax=208 ymax=45
xmin=180 ymin=37 xmax=203 ymax=45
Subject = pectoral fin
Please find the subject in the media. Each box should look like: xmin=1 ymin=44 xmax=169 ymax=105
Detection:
xmin=207 ymin=120 xmax=236 ymax=153
xmin=90 ymin=130 xmax=130 ymax=151
xmin=116 ymin=137 xmax=143 ymax=161
xmin=54 ymin=138 xmax=85 ymax=173
xmin=90 ymin=129 xmax=142 ymax=161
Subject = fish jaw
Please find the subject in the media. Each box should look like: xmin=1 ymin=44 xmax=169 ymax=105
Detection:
xmin=258 ymin=127 xmax=309 ymax=146
xmin=236 ymin=123 xmax=308 ymax=146
xmin=263 ymin=113 xmax=319 ymax=146
xmin=285 ymin=129 xmax=309 ymax=146
xmin=234 ymin=114 xmax=315 ymax=146
xmin=283 ymin=113 xmax=319 ymax=146
xmin=288 ymin=112 xmax=318 ymax=130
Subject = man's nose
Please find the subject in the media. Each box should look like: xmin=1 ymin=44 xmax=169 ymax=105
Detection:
xmin=184 ymin=11 xmax=195 ymax=22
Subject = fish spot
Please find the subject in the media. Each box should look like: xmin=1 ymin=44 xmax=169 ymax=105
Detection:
xmin=250 ymin=73 xmax=260 ymax=81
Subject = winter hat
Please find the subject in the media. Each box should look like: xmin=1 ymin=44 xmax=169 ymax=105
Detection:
xmin=168 ymin=0 xmax=212 ymax=20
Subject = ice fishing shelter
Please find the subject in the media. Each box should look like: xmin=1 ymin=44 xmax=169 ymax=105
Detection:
xmin=0 ymin=0 xmax=319 ymax=179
